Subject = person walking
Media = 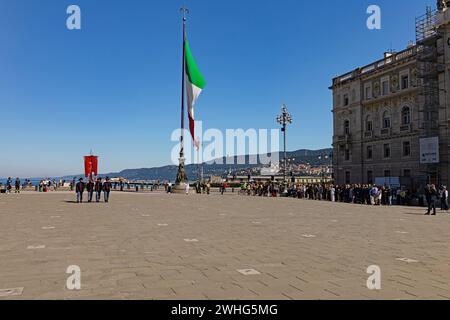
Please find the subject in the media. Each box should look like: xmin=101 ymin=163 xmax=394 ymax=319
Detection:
xmin=95 ymin=178 xmax=103 ymax=202
xmin=103 ymin=177 xmax=112 ymax=203
xmin=70 ymin=177 xmax=76 ymax=191
xmin=386 ymin=187 xmax=393 ymax=206
xmin=76 ymin=178 xmax=85 ymax=203
xmin=14 ymin=177 xmax=21 ymax=194
xmin=441 ymin=186 xmax=449 ymax=212
xmin=86 ymin=179 xmax=94 ymax=203
xmin=426 ymin=184 xmax=439 ymax=215
xmin=221 ymin=182 xmax=228 ymax=195
xmin=425 ymin=185 xmax=431 ymax=211
xmin=185 ymin=182 xmax=190 ymax=195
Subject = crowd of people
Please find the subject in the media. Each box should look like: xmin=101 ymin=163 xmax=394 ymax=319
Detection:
xmin=37 ymin=179 xmax=65 ymax=192
xmin=0 ymin=176 xmax=113 ymax=204
xmin=163 ymin=181 xmax=217 ymax=195
xmin=238 ymin=181 xmax=400 ymax=204
xmin=0 ymin=178 xmax=70 ymax=193
xmin=236 ymin=181 xmax=449 ymax=215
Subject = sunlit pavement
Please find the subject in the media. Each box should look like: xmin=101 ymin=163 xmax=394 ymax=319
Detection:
xmin=0 ymin=191 xmax=449 ymax=300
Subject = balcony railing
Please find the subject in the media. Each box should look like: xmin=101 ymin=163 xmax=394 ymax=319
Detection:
xmin=337 ymin=134 xmax=351 ymax=142
xmin=364 ymin=131 xmax=373 ymax=139
xmin=332 ymin=46 xmax=419 ymax=86
xmin=380 ymin=128 xmax=391 ymax=136
xmin=400 ymin=124 xmax=412 ymax=132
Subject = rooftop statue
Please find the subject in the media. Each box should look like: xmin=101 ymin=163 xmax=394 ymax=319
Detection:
xmin=438 ymin=0 xmax=450 ymax=11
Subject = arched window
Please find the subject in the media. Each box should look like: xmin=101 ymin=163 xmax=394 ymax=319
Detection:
xmin=344 ymin=120 xmax=350 ymax=135
xmin=401 ymin=107 xmax=411 ymax=125
xmin=365 ymin=115 xmax=373 ymax=132
xmin=382 ymin=111 xmax=391 ymax=128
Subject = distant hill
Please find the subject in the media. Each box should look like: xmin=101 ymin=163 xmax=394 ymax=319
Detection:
xmin=87 ymin=148 xmax=332 ymax=181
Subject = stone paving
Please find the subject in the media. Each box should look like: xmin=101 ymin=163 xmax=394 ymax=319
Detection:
xmin=0 ymin=191 xmax=450 ymax=300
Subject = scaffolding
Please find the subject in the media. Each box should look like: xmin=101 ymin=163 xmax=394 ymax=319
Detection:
xmin=415 ymin=7 xmax=444 ymax=184
xmin=415 ymin=7 xmax=438 ymax=43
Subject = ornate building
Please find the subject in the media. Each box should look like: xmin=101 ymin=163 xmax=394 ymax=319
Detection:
xmin=331 ymin=2 xmax=450 ymax=189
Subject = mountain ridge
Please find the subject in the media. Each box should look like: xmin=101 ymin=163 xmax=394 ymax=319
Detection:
xmin=75 ymin=148 xmax=333 ymax=181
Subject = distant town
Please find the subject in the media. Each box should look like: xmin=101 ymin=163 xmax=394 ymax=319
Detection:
xmin=68 ymin=148 xmax=333 ymax=184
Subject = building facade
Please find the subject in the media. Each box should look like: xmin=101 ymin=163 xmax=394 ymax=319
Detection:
xmin=331 ymin=2 xmax=450 ymax=190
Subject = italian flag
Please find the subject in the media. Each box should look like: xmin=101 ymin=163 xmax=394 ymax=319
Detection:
xmin=185 ymin=39 xmax=206 ymax=149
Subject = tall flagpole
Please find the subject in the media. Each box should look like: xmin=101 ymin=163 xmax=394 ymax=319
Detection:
xmin=180 ymin=7 xmax=187 ymax=159
xmin=175 ymin=7 xmax=189 ymax=189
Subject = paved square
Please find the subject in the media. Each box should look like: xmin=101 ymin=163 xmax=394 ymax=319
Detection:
xmin=1 ymin=191 xmax=450 ymax=300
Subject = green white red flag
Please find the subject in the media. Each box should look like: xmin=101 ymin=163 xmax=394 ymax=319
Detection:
xmin=185 ymin=39 xmax=206 ymax=149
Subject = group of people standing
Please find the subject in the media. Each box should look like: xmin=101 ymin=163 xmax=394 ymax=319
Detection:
xmin=0 ymin=177 xmax=21 ymax=194
xmin=318 ymin=184 xmax=395 ymax=205
xmin=196 ymin=181 xmax=212 ymax=194
xmin=241 ymin=182 xmax=400 ymax=206
xmin=75 ymin=177 xmax=112 ymax=203
xmin=163 ymin=181 xmax=214 ymax=195
xmin=38 ymin=179 xmax=61 ymax=192
xmin=237 ymin=180 xmax=450 ymax=214
xmin=424 ymin=184 xmax=449 ymax=215
xmin=1 ymin=177 xmax=69 ymax=193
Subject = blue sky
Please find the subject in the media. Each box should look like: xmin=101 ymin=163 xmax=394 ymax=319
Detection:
xmin=0 ymin=0 xmax=434 ymax=177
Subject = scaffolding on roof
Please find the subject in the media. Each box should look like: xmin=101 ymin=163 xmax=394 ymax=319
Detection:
xmin=416 ymin=7 xmax=438 ymax=43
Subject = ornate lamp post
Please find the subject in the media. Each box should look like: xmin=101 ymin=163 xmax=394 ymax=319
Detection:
xmin=276 ymin=104 xmax=293 ymax=184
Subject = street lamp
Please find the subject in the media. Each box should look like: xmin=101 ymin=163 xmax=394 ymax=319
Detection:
xmin=318 ymin=153 xmax=332 ymax=183
xmin=276 ymin=104 xmax=293 ymax=183
xmin=286 ymin=158 xmax=296 ymax=174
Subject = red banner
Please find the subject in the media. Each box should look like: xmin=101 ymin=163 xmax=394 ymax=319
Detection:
xmin=84 ymin=156 xmax=98 ymax=178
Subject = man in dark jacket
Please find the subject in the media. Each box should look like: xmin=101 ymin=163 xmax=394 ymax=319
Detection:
xmin=103 ymin=177 xmax=112 ymax=203
xmin=95 ymin=178 xmax=103 ymax=203
xmin=86 ymin=179 xmax=94 ymax=203
xmin=14 ymin=178 xmax=21 ymax=193
xmin=426 ymin=184 xmax=439 ymax=215
xmin=76 ymin=178 xmax=85 ymax=203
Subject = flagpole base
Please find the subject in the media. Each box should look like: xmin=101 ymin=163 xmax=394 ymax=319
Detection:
xmin=172 ymin=183 xmax=188 ymax=194
xmin=173 ymin=157 xmax=189 ymax=194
